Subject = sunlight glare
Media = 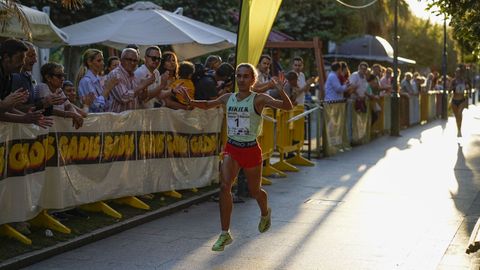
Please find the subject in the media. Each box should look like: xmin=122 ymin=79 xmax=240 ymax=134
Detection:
xmin=406 ymin=0 xmax=446 ymax=25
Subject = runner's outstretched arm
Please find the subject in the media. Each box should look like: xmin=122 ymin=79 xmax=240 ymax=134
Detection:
xmin=182 ymin=90 xmax=232 ymax=110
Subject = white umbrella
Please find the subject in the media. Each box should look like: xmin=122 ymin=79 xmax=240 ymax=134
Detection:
xmin=0 ymin=2 xmax=68 ymax=47
xmin=62 ymin=1 xmax=236 ymax=59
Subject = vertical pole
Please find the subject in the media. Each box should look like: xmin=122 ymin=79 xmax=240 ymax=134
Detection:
xmin=441 ymin=14 xmax=448 ymax=120
xmin=390 ymin=0 xmax=400 ymax=136
xmin=313 ymin=37 xmax=326 ymax=100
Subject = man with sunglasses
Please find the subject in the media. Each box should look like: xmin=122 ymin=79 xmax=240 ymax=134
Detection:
xmin=134 ymin=46 xmax=170 ymax=109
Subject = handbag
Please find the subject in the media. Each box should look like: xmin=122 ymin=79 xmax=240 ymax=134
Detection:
xmin=355 ymin=98 xmax=367 ymax=113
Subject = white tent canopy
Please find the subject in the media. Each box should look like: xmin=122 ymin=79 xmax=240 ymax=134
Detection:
xmin=62 ymin=1 xmax=236 ymax=59
xmin=0 ymin=2 xmax=68 ymax=47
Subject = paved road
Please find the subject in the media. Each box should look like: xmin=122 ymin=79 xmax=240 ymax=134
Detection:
xmin=24 ymin=106 xmax=480 ymax=270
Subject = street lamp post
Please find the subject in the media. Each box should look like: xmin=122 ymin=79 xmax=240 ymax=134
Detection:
xmin=441 ymin=14 xmax=448 ymax=119
xmin=391 ymin=0 xmax=400 ymax=136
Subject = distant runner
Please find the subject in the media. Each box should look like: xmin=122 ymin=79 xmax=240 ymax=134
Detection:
xmin=450 ymin=66 xmax=470 ymax=138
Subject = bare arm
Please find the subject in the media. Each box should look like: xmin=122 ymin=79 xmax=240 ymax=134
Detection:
xmin=103 ymin=77 xmax=119 ymax=98
xmin=186 ymin=93 xmax=231 ymax=110
xmin=253 ymin=80 xmax=274 ymax=93
xmin=256 ymin=78 xmax=293 ymax=111
xmin=0 ymin=109 xmax=53 ymax=128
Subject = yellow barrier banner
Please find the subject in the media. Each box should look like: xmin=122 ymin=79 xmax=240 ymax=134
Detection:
xmin=0 ymin=108 xmax=223 ymax=225
xmin=322 ymin=102 xmax=346 ymax=156
xmin=352 ymin=101 xmax=370 ymax=145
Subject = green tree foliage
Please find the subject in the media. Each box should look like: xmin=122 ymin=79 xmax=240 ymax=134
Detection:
xmin=18 ymin=0 xmax=240 ymax=30
xmin=273 ymin=0 xmax=357 ymax=41
xmin=272 ymin=0 xmax=411 ymax=42
xmin=429 ymin=0 xmax=480 ymax=58
xmin=17 ymin=0 xmax=460 ymax=71
xmin=394 ymin=16 xmax=457 ymax=72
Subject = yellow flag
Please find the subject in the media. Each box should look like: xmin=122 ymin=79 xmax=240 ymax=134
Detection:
xmin=236 ymin=0 xmax=283 ymax=67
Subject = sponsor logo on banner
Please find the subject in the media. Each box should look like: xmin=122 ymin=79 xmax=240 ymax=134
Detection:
xmin=189 ymin=133 xmax=218 ymax=157
xmin=137 ymin=131 xmax=166 ymax=160
xmin=102 ymin=132 xmax=136 ymax=163
xmin=58 ymin=132 xmax=101 ymax=165
xmin=0 ymin=130 xmax=220 ymax=177
xmin=165 ymin=132 xmax=190 ymax=158
xmin=6 ymin=134 xmax=56 ymax=177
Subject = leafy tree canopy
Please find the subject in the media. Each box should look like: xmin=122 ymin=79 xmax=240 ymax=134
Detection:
xmin=429 ymin=0 xmax=480 ymax=57
xmin=16 ymin=0 xmax=461 ymax=71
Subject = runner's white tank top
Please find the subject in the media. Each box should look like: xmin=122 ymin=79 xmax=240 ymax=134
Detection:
xmin=226 ymin=92 xmax=262 ymax=142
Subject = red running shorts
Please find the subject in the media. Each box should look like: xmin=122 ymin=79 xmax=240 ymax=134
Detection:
xmin=224 ymin=140 xmax=262 ymax=169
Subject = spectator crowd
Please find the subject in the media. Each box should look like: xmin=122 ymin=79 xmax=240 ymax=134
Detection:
xmin=1 ymin=37 xmax=476 ymax=133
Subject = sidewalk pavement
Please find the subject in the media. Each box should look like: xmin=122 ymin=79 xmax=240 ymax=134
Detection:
xmin=21 ymin=105 xmax=480 ymax=270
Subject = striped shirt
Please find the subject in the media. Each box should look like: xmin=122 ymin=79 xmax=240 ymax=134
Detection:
xmin=107 ymin=64 xmax=141 ymax=113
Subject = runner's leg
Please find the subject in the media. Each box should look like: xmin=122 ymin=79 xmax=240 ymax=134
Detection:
xmin=244 ymin=165 xmax=268 ymax=216
xmin=457 ymin=100 xmax=467 ymax=132
xmin=220 ymin=155 xmax=240 ymax=231
xmin=451 ymin=103 xmax=461 ymax=133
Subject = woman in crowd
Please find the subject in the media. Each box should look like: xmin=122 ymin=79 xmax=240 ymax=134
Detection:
xmin=35 ymin=62 xmax=84 ymax=129
xmin=159 ymin=51 xmax=184 ymax=109
xmin=105 ymin=56 xmax=120 ymax=75
xmin=450 ymin=67 xmax=470 ymax=137
xmin=159 ymin=51 xmax=178 ymax=88
xmin=204 ymin=55 xmax=222 ymax=75
xmin=75 ymin=49 xmax=118 ymax=113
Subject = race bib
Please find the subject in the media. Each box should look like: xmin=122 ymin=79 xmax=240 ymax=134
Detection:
xmin=227 ymin=111 xmax=250 ymax=136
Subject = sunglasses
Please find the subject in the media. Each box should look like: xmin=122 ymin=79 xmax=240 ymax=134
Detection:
xmin=52 ymin=73 xmax=66 ymax=79
xmin=147 ymin=55 xmax=162 ymax=62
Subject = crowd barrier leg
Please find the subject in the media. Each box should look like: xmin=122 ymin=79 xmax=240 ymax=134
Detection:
xmin=272 ymin=109 xmax=299 ymax=172
xmin=80 ymin=201 xmax=122 ymax=219
xmin=262 ymin=176 xmax=272 ymax=186
xmin=287 ymin=106 xmax=314 ymax=167
xmin=0 ymin=224 xmax=32 ymax=245
xmin=259 ymin=108 xmax=285 ymax=183
xmin=113 ymin=196 xmax=150 ymax=210
xmin=286 ymin=153 xmax=314 ymax=166
xmin=30 ymin=210 xmax=71 ymax=234
xmin=163 ymin=190 xmax=182 ymax=199
xmin=262 ymin=161 xmax=287 ymax=177
xmin=273 ymin=155 xmax=299 ymax=172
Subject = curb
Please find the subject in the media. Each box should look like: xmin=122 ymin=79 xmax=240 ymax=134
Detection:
xmin=0 ymin=189 xmax=219 ymax=270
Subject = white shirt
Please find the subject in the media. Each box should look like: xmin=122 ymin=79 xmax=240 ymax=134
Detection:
xmin=349 ymin=72 xmax=368 ymax=98
xmin=134 ymin=64 xmax=161 ymax=109
xmin=256 ymin=68 xmax=276 ymax=97
xmin=296 ymin=72 xmax=307 ymax=104
xmin=34 ymin=82 xmax=70 ymax=111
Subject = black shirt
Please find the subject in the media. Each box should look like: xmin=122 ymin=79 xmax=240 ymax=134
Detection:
xmin=194 ymin=75 xmax=217 ymax=100
xmin=0 ymin=64 xmax=13 ymax=100
xmin=12 ymin=72 xmax=35 ymax=103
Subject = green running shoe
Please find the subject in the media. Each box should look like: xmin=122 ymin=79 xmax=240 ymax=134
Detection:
xmin=212 ymin=232 xmax=233 ymax=251
xmin=258 ymin=208 xmax=271 ymax=233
